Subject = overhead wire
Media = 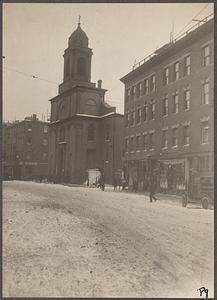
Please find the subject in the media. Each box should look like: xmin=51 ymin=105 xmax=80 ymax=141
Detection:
xmin=173 ymin=3 xmax=211 ymax=38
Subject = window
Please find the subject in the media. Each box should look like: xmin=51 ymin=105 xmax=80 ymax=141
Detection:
xmin=162 ymin=96 xmax=169 ymax=116
xmin=125 ymin=113 xmax=130 ymax=127
xmin=184 ymin=87 xmax=190 ymax=110
xmin=136 ymin=82 xmax=142 ymax=97
xmin=150 ymin=75 xmax=156 ymax=92
xmin=105 ymin=149 xmax=109 ymax=162
xmin=162 ymin=130 xmax=168 ymax=148
xmin=27 ymin=124 xmax=32 ymax=132
xmin=126 ymin=89 xmax=131 ymax=102
xmin=201 ymin=121 xmax=209 ymax=144
xmin=184 ymin=56 xmax=191 ymax=76
xmin=105 ymin=126 xmax=110 ymax=141
xmin=88 ymin=124 xmax=95 ymax=141
xmin=130 ymin=137 xmax=134 ymax=151
xmin=183 ymin=125 xmax=190 ymax=146
xmin=150 ymin=102 xmax=155 ymax=120
xmin=202 ymin=82 xmax=209 ymax=104
xmin=65 ymin=58 xmax=70 ymax=77
xmin=42 ymin=152 xmax=48 ymax=160
xmin=130 ymin=111 xmax=135 ymax=126
xmin=125 ymin=138 xmax=129 ymax=152
xmin=43 ymin=138 xmax=48 ymax=146
xmin=149 ymin=132 xmax=154 ymax=149
xmin=173 ymin=62 xmax=179 ymax=81
xmin=144 ymin=79 xmax=149 ymax=95
xmin=143 ymin=103 xmax=148 ymax=122
xmin=27 ymin=137 xmax=32 ymax=145
xmin=59 ymin=126 xmax=66 ymax=142
xmin=131 ymin=86 xmax=136 ymax=99
xmin=202 ymin=45 xmax=210 ymax=67
xmin=199 ymin=156 xmax=210 ymax=172
xmin=173 ymin=92 xmax=179 ymax=113
xmin=137 ymin=106 xmax=142 ymax=124
xmin=136 ymin=135 xmax=141 ymax=150
xmin=43 ymin=125 xmax=48 ymax=133
xmin=163 ymin=67 xmax=169 ymax=85
xmin=143 ymin=134 xmax=147 ymax=150
xmin=172 ymin=128 xmax=178 ymax=147
xmin=77 ymin=57 xmax=86 ymax=76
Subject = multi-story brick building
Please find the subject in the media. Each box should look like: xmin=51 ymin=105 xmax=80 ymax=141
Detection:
xmin=3 ymin=114 xmax=49 ymax=180
xmin=48 ymin=20 xmax=124 ymax=184
xmin=120 ymin=15 xmax=214 ymax=194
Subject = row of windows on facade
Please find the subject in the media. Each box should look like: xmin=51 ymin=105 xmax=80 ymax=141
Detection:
xmin=126 ymin=44 xmax=211 ymax=100
xmin=59 ymin=125 xmax=110 ymax=142
xmin=27 ymin=125 xmax=49 ymax=133
xmin=125 ymin=122 xmax=209 ymax=151
xmin=27 ymin=137 xmax=48 ymax=146
xmin=125 ymin=82 xmax=210 ymax=126
xmin=25 ymin=153 xmax=48 ymax=161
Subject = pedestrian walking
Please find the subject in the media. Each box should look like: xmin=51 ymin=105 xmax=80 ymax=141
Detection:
xmin=149 ymin=169 xmax=158 ymax=202
xmin=99 ymin=173 xmax=105 ymax=191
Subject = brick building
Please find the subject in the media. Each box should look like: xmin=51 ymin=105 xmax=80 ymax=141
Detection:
xmin=120 ymin=15 xmax=214 ymax=194
xmin=3 ymin=114 xmax=49 ymax=180
xmin=48 ymin=20 xmax=124 ymax=184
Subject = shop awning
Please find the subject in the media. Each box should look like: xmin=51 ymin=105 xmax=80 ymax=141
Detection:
xmin=159 ymin=159 xmax=185 ymax=165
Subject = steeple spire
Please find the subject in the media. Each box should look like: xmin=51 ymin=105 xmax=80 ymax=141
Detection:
xmin=78 ymin=15 xmax=81 ymax=27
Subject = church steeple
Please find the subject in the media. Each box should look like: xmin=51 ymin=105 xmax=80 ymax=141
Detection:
xmin=62 ymin=18 xmax=93 ymax=86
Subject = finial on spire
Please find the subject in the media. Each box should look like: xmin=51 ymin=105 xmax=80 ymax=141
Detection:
xmin=78 ymin=15 xmax=81 ymax=26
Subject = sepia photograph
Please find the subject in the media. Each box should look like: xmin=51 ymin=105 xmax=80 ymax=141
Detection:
xmin=2 ymin=2 xmax=214 ymax=298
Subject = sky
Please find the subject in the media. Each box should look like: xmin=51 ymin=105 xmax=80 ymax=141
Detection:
xmin=3 ymin=2 xmax=214 ymax=121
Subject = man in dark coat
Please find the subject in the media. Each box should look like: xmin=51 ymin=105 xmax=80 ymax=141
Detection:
xmin=149 ymin=169 xmax=158 ymax=202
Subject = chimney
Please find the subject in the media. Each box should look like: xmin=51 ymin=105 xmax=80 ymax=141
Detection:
xmin=32 ymin=114 xmax=37 ymax=121
xmin=98 ymin=80 xmax=102 ymax=89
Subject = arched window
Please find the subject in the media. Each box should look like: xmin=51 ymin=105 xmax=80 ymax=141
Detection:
xmin=59 ymin=126 xmax=66 ymax=142
xmin=77 ymin=57 xmax=86 ymax=76
xmin=88 ymin=124 xmax=95 ymax=141
xmin=65 ymin=58 xmax=70 ymax=77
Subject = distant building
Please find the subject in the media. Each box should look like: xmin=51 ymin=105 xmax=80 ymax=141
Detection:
xmin=120 ymin=16 xmax=214 ymax=194
xmin=48 ymin=20 xmax=124 ymax=184
xmin=3 ymin=114 xmax=49 ymax=180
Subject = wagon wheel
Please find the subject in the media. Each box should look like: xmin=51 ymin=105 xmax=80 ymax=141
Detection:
xmin=201 ymin=197 xmax=209 ymax=209
xmin=182 ymin=193 xmax=188 ymax=207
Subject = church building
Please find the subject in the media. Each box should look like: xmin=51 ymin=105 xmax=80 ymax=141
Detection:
xmin=48 ymin=19 xmax=123 ymax=184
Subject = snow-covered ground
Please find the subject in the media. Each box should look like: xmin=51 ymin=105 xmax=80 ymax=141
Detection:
xmin=3 ymin=181 xmax=214 ymax=298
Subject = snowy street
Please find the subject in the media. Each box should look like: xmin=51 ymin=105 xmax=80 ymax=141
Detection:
xmin=3 ymin=181 xmax=214 ymax=298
